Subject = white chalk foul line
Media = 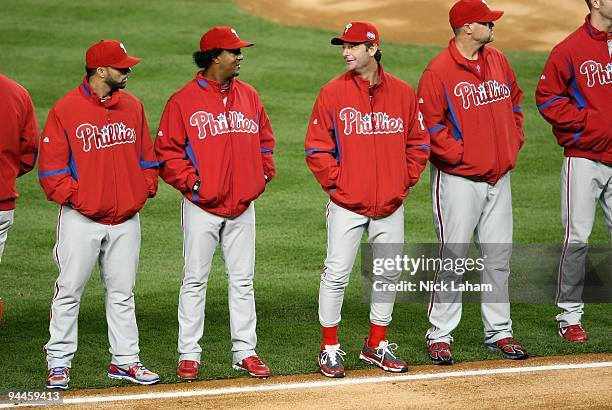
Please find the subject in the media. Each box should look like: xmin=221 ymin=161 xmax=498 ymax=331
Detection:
xmin=2 ymin=361 xmax=611 ymax=408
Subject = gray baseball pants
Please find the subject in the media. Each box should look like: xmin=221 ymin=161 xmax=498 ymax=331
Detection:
xmin=46 ymin=206 xmax=142 ymax=369
xmin=0 ymin=210 xmax=14 ymax=264
xmin=557 ymin=157 xmax=612 ymax=327
xmin=319 ymin=201 xmax=404 ymax=328
xmin=427 ymin=165 xmax=514 ymax=345
xmin=178 ymin=199 xmax=257 ymax=365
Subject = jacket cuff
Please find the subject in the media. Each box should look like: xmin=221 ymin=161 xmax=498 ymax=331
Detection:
xmin=186 ymin=173 xmax=199 ymax=192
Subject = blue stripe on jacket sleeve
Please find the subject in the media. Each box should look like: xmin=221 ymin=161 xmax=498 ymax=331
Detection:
xmin=38 ymin=167 xmax=71 ymax=178
xmin=569 ymin=64 xmax=587 ymax=109
xmin=573 ymin=132 xmax=582 ymax=143
xmin=140 ymin=160 xmax=160 ymax=169
xmin=305 ymin=148 xmax=337 ymax=156
xmin=332 ymin=117 xmax=341 ymax=164
xmin=418 ymin=144 xmax=431 ymax=150
xmin=260 ymin=148 xmax=273 ymax=154
xmin=444 ymin=91 xmax=463 ymax=141
xmin=185 ymin=137 xmax=199 ymax=175
xmin=68 ymin=153 xmax=78 ymax=181
xmin=428 ymin=124 xmax=445 ymax=134
xmin=537 ymin=96 xmax=567 ymax=111
xmin=513 ymin=106 xmax=522 ymax=112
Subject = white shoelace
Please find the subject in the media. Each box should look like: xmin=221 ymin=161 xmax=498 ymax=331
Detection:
xmin=51 ymin=367 xmax=67 ymax=376
xmin=375 ymin=340 xmax=398 ymax=360
xmin=322 ymin=344 xmax=346 ymax=366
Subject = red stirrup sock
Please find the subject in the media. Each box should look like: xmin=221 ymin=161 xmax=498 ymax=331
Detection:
xmin=321 ymin=325 xmax=339 ymax=349
xmin=368 ymin=323 xmax=388 ymax=348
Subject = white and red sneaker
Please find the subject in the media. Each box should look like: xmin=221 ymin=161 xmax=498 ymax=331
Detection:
xmin=107 ymin=362 xmax=160 ymax=385
xmin=47 ymin=367 xmax=70 ymax=390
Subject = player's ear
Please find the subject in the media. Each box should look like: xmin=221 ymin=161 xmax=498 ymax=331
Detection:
xmin=368 ymin=44 xmax=379 ymax=57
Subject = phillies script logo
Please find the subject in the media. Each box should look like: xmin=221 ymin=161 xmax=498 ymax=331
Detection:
xmin=454 ymin=80 xmax=511 ymax=109
xmin=189 ymin=111 xmax=258 ymax=139
xmin=579 ymin=60 xmax=612 ymax=88
xmin=75 ymin=122 xmax=136 ymax=152
xmin=339 ymin=107 xmax=404 ymax=135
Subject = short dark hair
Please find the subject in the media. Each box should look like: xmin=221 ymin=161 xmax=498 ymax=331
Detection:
xmin=585 ymin=0 xmax=592 ymax=10
xmin=85 ymin=66 xmax=97 ymax=78
xmin=364 ymin=42 xmax=382 ymax=63
xmin=193 ymin=49 xmax=224 ymax=69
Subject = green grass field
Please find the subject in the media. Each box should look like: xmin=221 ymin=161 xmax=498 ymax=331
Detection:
xmin=0 ymin=0 xmax=610 ymax=390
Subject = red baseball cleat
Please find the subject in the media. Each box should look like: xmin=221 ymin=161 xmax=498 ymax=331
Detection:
xmin=486 ymin=337 xmax=529 ymax=360
xmin=177 ymin=360 xmax=200 ymax=380
xmin=233 ymin=355 xmax=270 ymax=378
xmin=429 ymin=342 xmax=454 ymax=365
xmin=359 ymin=338 xmax=408 ymax=373
xmin=559 ymin=324 xmax=588 ymax=342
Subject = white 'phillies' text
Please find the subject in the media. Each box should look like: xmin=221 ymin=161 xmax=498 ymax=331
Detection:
xmin=453 ymin=80 xmax=511 ymax=109
xmin=339 ymin=107 xmax=404 ymax=135
xmin=76 ymin=122 xmax=136 ymax=152
xmin=579 ymin=60 xmax=612 ymax=88
xmin=189 ymin=111 xmax=258 ymax=139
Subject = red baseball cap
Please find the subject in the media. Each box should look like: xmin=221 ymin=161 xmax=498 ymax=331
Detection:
xmin=199 ymin=26 xmax=254 ymax=52
xmin=449 ymin=0 xmax=504 ymax=28
xmin=331 ymin=22 xmax=380 ymax=45
xmin=86 ymin=40 xmax=141 ymax=68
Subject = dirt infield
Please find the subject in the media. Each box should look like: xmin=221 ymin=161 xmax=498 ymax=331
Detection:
xmin=30 ymin=354 xmax=610 ymax=409
xmin=236 ymin=0 xmax=587 ymax=51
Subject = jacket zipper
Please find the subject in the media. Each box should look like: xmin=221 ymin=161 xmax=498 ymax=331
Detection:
xmin=106 ymin=106 xmax=119 ymax=225
xmin=225 ymin=83 xmax=234 ymax=214
xmin=369 ymin=84 xmax=378 ymax=215
xmin=482 ymin=57 xmax=500 ymax=181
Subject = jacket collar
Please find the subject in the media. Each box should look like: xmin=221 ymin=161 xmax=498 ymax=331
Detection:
xmin=79 ymin=76 xmax=122 ymax=108
xmin=348 ymin=64 xmax=386 ymax=92
xmin=448 ymin=38 xmax=490 ymax=70
xmin=195 ymin=71 xmax=235 ymax=93
xmin=582 ymin=14 xmax=610 ymax=41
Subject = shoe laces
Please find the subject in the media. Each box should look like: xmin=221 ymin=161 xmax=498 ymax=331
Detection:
xmin=51 ymin=367 xmax=67 ymax=376
xmin=127 ymin=362 xmax=150 ymax=375
xmin=322 ymin=344 xmax=346 ymax=366
xmin=243 ymin=355 xmax=266 ymax=368
xmin=498 ymin=337 xmax=516 ymax=346
xmin=431 ymin=342 xmax=449 ymax=352
xmin=375 ymin=341 xmax=398 ymax=360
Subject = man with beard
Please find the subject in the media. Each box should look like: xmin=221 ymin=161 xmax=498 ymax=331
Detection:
xmin=38 ymin=39 xmax=160 ymax=389
xmin=155 ymin=27 xmax=275 ymax=380
xmin=417 ymin=0 xmax=528 ymax=365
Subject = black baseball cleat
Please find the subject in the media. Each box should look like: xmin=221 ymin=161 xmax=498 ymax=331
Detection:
xmin=486 ymin=338 xmax=528 ymax=360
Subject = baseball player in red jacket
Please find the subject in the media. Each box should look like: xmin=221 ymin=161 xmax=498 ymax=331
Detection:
xmin=0 ymin=73 xmax=38 ymax=265
xmin=155 ymin=27 xmax=274 ymax=380
xmin=306 ymin=22 xmax=430 ymax=378
xmin=38 ymin=40 xmax=160 ymax=389
xmin=535 ymin=0 xmax=612 ymax=343
xmin=417 ymin=0 xmax=528 ymax=365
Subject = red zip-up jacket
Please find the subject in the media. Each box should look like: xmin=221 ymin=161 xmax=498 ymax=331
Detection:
xmin=417 ymin=39 xmax=524 ymax=184
xmin=305 ymin=66 xmax=430 ymax=217
xmin=38 ymin=79 xmax=159 ymax=225
xmin=0 ymin=73 xmax=39 ymax=211
xmin=535 ymin=16 xmax=612 ymax=164
xmin=154 ymin=73 xmax=275 ymax=217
